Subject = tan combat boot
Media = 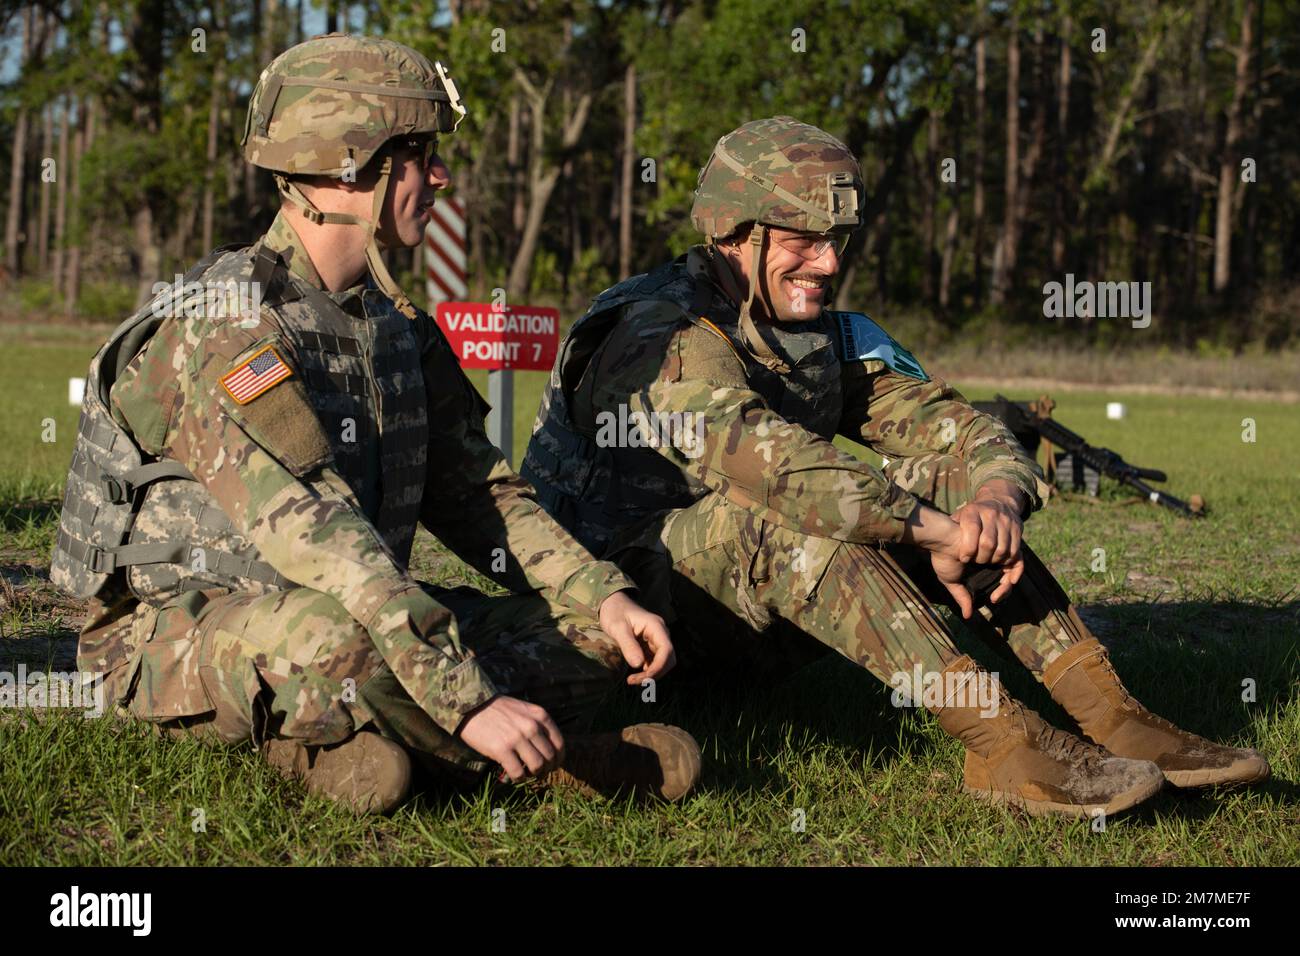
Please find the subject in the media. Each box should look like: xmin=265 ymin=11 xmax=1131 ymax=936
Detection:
xmin=533 ymin=723 xmax=702 ymax=802
xmin=262 ymin=730 xmax=413 ymax=814
xmin=1043 ymin=638 xmax=1270 ymax=788
xmin=933 ymin=655 xmax=1165 ymax=818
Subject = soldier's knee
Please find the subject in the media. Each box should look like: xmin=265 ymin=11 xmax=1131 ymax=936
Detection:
xmin=260 ymin=588 xmax=384 ymax=683
xmin=189 ymin=587 xmax=384 ymax=747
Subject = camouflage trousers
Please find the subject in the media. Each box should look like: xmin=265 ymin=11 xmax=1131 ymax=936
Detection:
xmin=78 ymin=583 xmax=627 ymax=778
xmin=608 ymin=452 xmax=1092 ymax=689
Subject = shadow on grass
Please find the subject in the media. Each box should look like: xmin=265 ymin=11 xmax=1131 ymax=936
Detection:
xmin=584 ymin=598 xmax=1300 ymax=809
xmin=8 ymin=591 xmax=1296 ymax=827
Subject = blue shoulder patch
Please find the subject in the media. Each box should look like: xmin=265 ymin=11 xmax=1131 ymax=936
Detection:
xmin=831 ymin=310 xmax=929 ymax=381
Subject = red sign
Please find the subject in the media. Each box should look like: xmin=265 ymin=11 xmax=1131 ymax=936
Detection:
xmin=434 ymin=301 xmax=561 ymax=371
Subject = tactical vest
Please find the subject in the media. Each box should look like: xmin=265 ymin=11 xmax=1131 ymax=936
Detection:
xmin=50 ymin=242 xmax=429 ymax=607
xmin=521 ymin=257 xmax=846 ymax=556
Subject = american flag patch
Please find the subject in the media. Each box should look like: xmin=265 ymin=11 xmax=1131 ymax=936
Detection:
xmin=220 ymin=344 xmax=293 ymax=404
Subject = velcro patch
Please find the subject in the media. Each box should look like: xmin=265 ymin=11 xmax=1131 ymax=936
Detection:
xmin=220 ymin=344 xmax=293 ymax=404
xmin=832 ymin=310 xmax=929 ymax=381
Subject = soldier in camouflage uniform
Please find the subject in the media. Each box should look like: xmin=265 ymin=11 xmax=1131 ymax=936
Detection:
xmin=50 ymin=34 xmax=701 ymax=814
xmin=523 ymin=117 xmax=1269 ymax=818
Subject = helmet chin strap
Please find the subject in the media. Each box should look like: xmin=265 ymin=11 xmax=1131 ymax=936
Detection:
xmin=735 ymin=224 xmax=791 ymax=374
xmin=274 ymin=155 xmax=418 ymax=320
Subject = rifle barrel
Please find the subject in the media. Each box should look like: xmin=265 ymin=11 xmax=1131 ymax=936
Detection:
xmin=996 ymin=398 xmax=1200 ymax=517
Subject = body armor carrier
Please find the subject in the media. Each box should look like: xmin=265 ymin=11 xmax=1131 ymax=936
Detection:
xmin=521 ymin=255 xmax=846 ymax=557
xmin=51 ymin=242 xmax=429 ymax=607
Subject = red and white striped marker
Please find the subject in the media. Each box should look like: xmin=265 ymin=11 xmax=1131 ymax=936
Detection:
xmin=424 ymin=197 xmax=468 ymax=305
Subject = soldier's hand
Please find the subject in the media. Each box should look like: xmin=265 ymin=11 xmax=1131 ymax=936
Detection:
xmin=597 ymin=590 xmax=676 ymax=685
xmin=456 ymin=696 xmax=565 ymax=782
xmin=930 ymin=550 xmax=977 ymax=620
xmin=985 ymin=551 xmax=1025 ymax=606
xmin=951 ymin=496 xmax=1023 ymax=566
xmin=932 ymin=542 xmax=1026 ymax=619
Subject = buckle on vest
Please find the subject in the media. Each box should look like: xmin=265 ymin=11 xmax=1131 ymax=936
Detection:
xmin=86 ymin=547 xmax=115 ymax=574
xmin=101 ymin=474 xmax=133 ymax=504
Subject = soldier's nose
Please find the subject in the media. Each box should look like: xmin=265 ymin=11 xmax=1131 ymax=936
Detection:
xmin=428 ymin=157 xmax=452 ymax=191
xmin=817 ymin=246 xmax=841 ymax=275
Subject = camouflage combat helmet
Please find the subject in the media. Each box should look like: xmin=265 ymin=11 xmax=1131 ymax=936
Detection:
xmin=690 ymin=116 xmax=863 ymax=371
xmin=241 ymin=33 xmax=467 ymax=318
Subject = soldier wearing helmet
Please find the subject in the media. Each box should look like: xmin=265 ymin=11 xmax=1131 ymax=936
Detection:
xmin=522 ymin=116 xmax=1268 ymax=818
xmin=51 ymin=34 xmax=701 ymax=814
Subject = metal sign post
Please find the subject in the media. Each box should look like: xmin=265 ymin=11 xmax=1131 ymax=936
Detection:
xmin=487 ymin=369 xmax=514 ymax=465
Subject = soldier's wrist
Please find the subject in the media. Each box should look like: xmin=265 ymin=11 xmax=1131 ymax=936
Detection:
xmin=438 ymin=667 xmax=502 ymax=735
xmin=560 ymin=562 xmax=636 ymax=619
xmin=973 ymin=479 xmax=1030 ymax=518
xmin=901 ymin=503 xmax=962 ymax=556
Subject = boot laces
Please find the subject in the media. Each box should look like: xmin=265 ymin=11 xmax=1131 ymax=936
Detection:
xmin=1098 ymin=653 xmax=1145 ymax=712
xmin=1097 ymin=653 xmax=1191 ymax=736
xmin=993 ymin=686 xmax=1035 ymax=740
xmin=992 ymin=690 xmax=1100 ymax=765
xmin=1101 ymin=652 xmax=1211 ymax=743
xmin=1036 ymin=722 xmax=1104 ymax=767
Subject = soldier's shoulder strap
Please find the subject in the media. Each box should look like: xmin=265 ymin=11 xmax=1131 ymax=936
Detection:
xmin=97 ymin=242 xmax=251 ymax=402
xmin=829 ymin=310 xmax=929 ymax=381
xmin=246 ymin=239 xmax=316 ymax=311
xmin=589 ymin=255 xmax=744 ymax=361
xmin=585 ymin=257 xmax=694 ymax=316
xmin=555 ymin=257 xmax=703 ymax=396
xmin=682 ymin=314 xmax=747 ymax=370
xmin=90 ymin=239 xmax=254 ymax=480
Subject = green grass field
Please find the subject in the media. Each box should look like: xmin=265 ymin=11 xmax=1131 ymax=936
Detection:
xmin=1 ymin=322 xmax=1297 ymax=865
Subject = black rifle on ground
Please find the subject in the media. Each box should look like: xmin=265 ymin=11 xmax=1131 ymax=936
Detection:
xmin=971 ymin=394 xmax=1206 ymax=518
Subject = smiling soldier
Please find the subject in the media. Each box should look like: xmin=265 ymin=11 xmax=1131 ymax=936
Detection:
xmin=522 ymin=116 xmax=1268 ymax=818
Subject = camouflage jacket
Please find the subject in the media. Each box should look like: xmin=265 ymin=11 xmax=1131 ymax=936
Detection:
xmin=99 ymin=212 xmax=632 ymax=731
xmin=523 ymin=245 xmax=1045 ymax=555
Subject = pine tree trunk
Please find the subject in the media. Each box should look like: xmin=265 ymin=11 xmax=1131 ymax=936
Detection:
xmin=938 ymin=103 xmax=962 ymax=311
xmin=619 ymin=62 xmax=636 ymax=279
xmin=1051 ymin=11 xmax=1071 ymax=274
xmin=4 ymin=6 xmax=33 ymax=276
xmin=245 ymin=0 xmax=264 ymax=225
xmin=1135 ymin=72 xmax=1159 ymax=294
xmin=921 ymin=112 xmax=937 ymax=303
xmin=37 ymin=102 xmax=52 ymax=275
xmin=1238 ymin=0 xmax=1264 ymax=292
xmin=990 ymin=15 xmax=1019 ymax=304
xmin=4 ymin=108 xmax=30 ymax=277
xmin=973 ymin=20 xmax=986 ymax=305
xmin=202 ymin=4 xmax=225 ymax=254
xmin=64 ymin=101 xmax=85 ymax=313
xmin=52 ymin=96 xmax=70 ymax=302
xmin=130 ymin=0 xmax=166 ymax=308
xmin=508 ymin=94 xmax=525 ymax=243
xmin=1184 ymin=0 xmax=1212 ymax=319
xmin=1213 ymin=0 xmax=1255 ymax=293
xmin=85 ymin=3 xmax=109 ymax=273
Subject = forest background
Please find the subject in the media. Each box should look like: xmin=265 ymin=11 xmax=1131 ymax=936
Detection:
xmin=2 ymin=0 xmax=1299 ymax=379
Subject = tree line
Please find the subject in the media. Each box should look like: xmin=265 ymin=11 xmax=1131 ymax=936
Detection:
xmin=2 ymin=0 xmax=1298 ymax=349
